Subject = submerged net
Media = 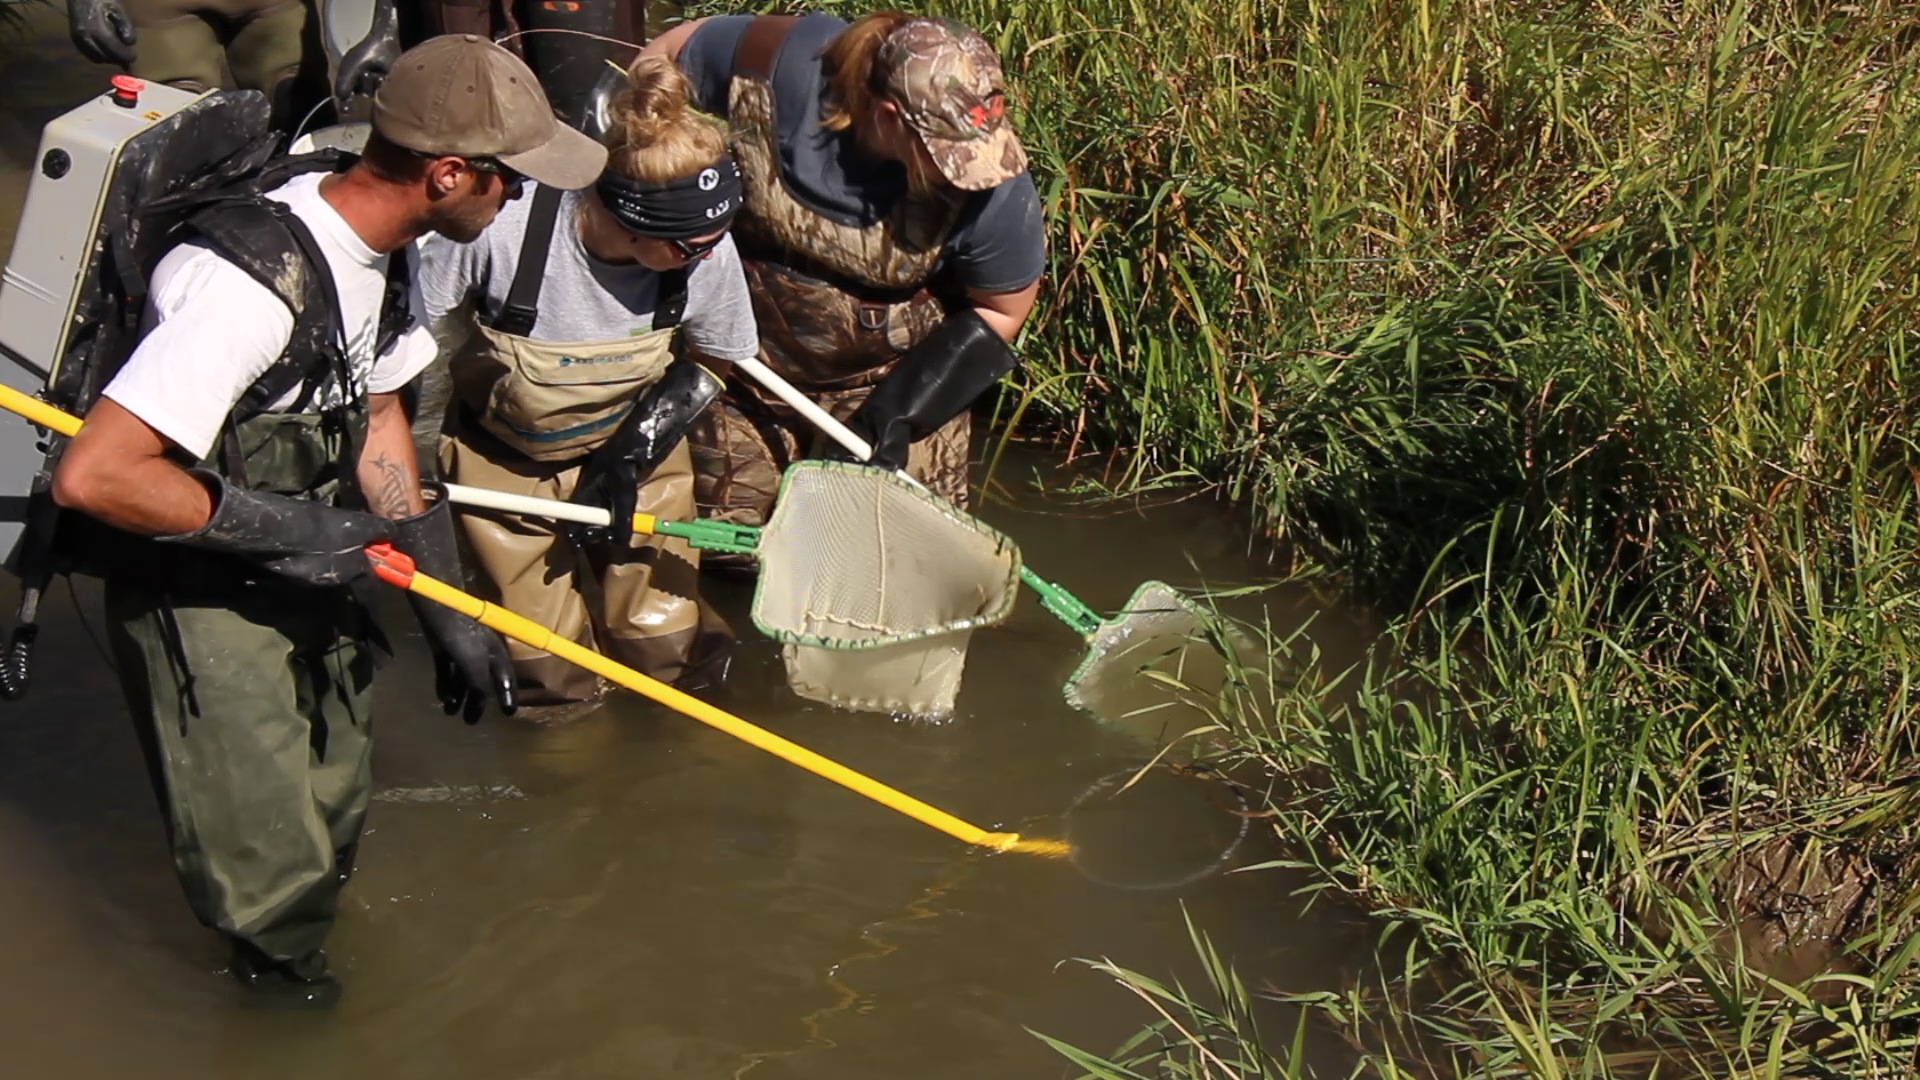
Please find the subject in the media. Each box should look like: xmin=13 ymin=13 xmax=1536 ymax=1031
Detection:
xmin=1063 ymin=581 xmax=1262 ymax=730
xmin=751 ymin=462 xmax=1021 ymax=717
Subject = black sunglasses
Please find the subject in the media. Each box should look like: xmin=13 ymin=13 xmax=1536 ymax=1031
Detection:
xmin=670 ymin=233 xmax=725 ymax=260
xmin=409 ymin=147 xmax=525 ymax=191
xmin=463 ymin=156 xmax=525 ymax=192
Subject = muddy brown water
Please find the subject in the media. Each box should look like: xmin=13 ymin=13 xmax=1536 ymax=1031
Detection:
xmin=0 ymin=11 xmax=1373 ymax=1077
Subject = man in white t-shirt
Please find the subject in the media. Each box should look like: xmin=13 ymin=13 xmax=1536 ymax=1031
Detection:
xmin=49 ymin=34 xmax=607 ymax=1005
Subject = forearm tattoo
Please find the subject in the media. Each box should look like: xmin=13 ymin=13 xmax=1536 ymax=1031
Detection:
xmin=366 ymin=451 xmax=414 ymax=518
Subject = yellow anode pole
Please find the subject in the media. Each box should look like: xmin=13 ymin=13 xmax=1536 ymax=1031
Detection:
xmin=366 ymin=544 xmax=1069 ymax=858
xmin=0 ymin=383 xmax=81 ymax=438
xmin=0 ymin=382 xmax=1068 ymax=857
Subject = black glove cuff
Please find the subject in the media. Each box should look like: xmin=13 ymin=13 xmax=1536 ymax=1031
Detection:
xmin=836 ymin=310 xmax=1019 ymax=469
xmin=389 ymin=481 xmax=464 ymax=582
xmin=157 ymin=469 xmax=390 ymax=587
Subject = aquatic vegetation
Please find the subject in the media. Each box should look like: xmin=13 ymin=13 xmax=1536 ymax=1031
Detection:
xmin=721 ymin=0 xmax=1920 ymax=1074
xmin=1030 ymin=910 xmax=1321 ymax=1080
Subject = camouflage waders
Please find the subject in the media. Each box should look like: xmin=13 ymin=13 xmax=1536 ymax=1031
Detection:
xmin=691 ymin=16 xmax=972 ymax=539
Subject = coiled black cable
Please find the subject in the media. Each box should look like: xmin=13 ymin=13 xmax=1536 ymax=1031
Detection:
xmin=0 ymin=622 xmax=38 ymax=700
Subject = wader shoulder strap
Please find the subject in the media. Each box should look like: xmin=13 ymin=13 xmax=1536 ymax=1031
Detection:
xmin=189 ymin=198 xmax=359 ymax=488
xmin=241 ymin=207 xmax=351 ymax=417
xmin=651 ymin=268 xmax=688 ymax=331
xmin=489 ymin=184 xmax=566 ymax=338
xmin=373 ymin=242 xmax=415 ymax=358
xmin=734 ymin=15 xmax=798 ymax=81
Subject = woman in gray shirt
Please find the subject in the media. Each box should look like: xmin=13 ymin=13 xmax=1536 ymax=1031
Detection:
xmin=417 ymin=55 xmax=758 ymax=705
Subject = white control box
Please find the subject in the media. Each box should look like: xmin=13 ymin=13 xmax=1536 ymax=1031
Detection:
xmin=0 ymin=79 xmax=204 ymax=381
xmin=0 ymin=78 xmax=206 ymax=565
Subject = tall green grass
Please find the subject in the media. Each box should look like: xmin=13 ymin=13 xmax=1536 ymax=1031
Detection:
xmin=688 ymin=0 xmax=1920 ymax=1073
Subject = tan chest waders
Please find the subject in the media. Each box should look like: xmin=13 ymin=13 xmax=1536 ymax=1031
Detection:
xmin=440 ymin=184 xmax=729 ymax=704
xmin=688 ymin=16 xmax=974 ymax=537
xmin=453 ymin=318 xmax=676 ymax=463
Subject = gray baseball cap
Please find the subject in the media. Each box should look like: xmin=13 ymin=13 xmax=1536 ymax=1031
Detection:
xmin=372 ymin=34 xmax=607 ymax=190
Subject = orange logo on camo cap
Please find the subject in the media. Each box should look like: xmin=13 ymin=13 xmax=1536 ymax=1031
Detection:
xmin=876 ymin=18 xmax=1028 ymax=191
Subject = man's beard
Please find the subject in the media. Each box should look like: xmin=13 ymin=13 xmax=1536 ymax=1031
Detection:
xmin=427 ymin=198 xmax=493 ymax=243
xmin=426 ymin=177 xmax=510 ymax=243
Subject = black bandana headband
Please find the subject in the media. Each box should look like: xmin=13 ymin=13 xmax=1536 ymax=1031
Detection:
xmin=595 ymin=155 xmax=744 ymax=240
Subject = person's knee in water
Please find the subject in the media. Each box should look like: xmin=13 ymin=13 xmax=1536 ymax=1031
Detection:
xmin=418 ymin=53 xmax=758 ymax=709
xmin=641 ymin=10 xmax=1043 ymax=537
xmin=49 ymin=34 xmax=607 ymax=1002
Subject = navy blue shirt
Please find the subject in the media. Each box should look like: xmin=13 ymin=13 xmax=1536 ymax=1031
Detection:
xmin=678 ymin=13 xmax=1046 ymax=294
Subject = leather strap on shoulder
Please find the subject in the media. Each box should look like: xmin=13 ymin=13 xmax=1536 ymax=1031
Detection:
xmin=733 ymin=14 xmax=799 ymax=82
xmin=372 ymin=244 xmax=415 ymax=359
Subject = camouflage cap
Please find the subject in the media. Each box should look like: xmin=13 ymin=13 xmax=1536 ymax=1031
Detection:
xmin=876 ymin=18 xmax=1028 ymax=191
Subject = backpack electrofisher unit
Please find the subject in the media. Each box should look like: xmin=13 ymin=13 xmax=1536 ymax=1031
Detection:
xmin=0 ymin=77 xmax=207 ymax=564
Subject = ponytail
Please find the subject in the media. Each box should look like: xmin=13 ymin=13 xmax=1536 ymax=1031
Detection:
xmin=820 ymin=10 xmax=916 ymax=133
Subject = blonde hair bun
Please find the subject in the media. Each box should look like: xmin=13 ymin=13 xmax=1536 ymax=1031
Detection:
xmin=606 ymin=54 xmax=728 ymax=182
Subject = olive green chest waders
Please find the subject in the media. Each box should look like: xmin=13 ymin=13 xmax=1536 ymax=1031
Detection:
xmin=6 ymin=99 xmax=412 ymax=981
xmin=122 ymin=0 xmax=312 ymax=119
xmin=438 ymin=187 xmax=730 ymax=705
xmin=689 ymin=16 xmax=973 ymax=543
xmin=104 ymin=408 xmax=378 ymax=968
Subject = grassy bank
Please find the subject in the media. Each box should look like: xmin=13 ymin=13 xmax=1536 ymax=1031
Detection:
xmin=698 ymin=1 xmax=1920 ymax=1073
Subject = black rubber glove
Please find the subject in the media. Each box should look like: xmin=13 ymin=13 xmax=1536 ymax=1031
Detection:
xmin=826 ymin=309 xmax=1018 ymax=472
xmin=569 ymin=360 xmax=722 ymax=549
xmin=158 ymin=469 xmax=392 ymax=587
xmin=330 ymin=0 xmax=400 ymax=109
xmin=69 ymin=0 xmax=137 ymax=67
xmin=389 ymin=484 xmax=517 ymax=724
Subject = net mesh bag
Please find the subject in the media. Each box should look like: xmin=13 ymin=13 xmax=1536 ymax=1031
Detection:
xmin=1063 ymin=581 xmax=1260 ymax=727
xmin=750 ymin=462 xmax=1022 ymax=717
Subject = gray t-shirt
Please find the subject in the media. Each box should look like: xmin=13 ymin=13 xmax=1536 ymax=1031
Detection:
xmin=678 ymin=12 xmax=1046 ymax=294
xmin=416 ymin=185 xmax=760 ymax=359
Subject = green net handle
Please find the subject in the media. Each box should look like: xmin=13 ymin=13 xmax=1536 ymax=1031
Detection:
xmin=643 ymin=508 xmax=1105 ymax=637
xmin=1020 ymin=566 xmax=1103 ymax=637
xmin=649 ymin=516 xmax=762 ymax=556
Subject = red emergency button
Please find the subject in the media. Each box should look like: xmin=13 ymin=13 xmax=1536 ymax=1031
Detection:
xmin=110 ymin=74 xmax=143 ymax=109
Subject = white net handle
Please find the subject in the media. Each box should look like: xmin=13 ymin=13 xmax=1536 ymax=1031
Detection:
xmin=733 ymin=357 xmax=930 ymax=493
xmin=436 ymin=358 xmax=926 ymax=535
